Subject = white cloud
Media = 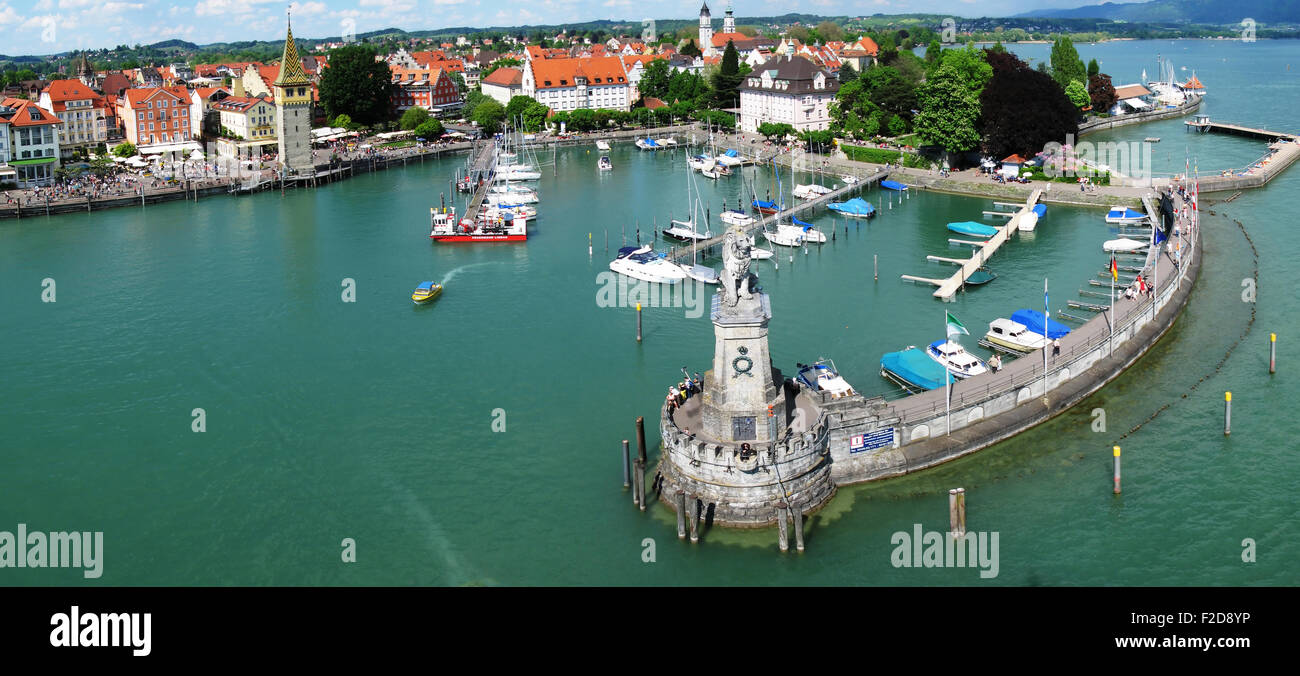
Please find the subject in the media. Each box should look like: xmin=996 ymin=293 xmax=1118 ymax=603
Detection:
xmin=433 ymin=0 xmax=466 ymax=5
xmin=0 ymin=2 xmax=20 ymax=25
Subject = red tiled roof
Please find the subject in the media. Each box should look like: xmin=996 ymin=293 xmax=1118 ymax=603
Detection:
xmin=481 ymin=67 xmax=522 ymax=87
xmin=41 ymin=79 xmax=103 ymax=112
xmin=1002 ymin=154 xmax=1027 ymax=163
xmin=211 ymin=95 xmax=272 ymax=113
xmin=711 ymin=32 xmax=753 ymax=48
xmin=643 ymin=97 xmax=667 ymax=109
xmin=622 ymin=54 xmax=660 ymax=68
xmin=194 ymin=87 xmax=230 ymax=100
xmin=0 ymin=97 xmax=61 ymax=126
xmin=121 ymin=86 xmax=190 ymax=109
xmin=531 ymin=56 xmax=626 ymax=89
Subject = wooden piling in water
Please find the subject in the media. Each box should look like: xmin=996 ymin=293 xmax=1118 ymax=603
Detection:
xmin=635 ymin=416 xmax=647 ymax=465
xmin=776 ymin=502 xmax=789 ymax=552
xmin=792 ymin=503 xmax=804 ymax=552
xmin=956 ymin=488 xmax=967 ymax=536
xmin=689 ymin=496 xmax=700 ymax=543
xmin=635 ymin=461 xmax=646 ymax=511
xmin=676 ymin=490 xmax=687 ymax=539
xmin=949 ymin=489 xmax=959 ymax=535
xmin=622 ymin=440 xmax=630 ymax=489
xmin=1270 ymin=333 xmax=1276 ymax=374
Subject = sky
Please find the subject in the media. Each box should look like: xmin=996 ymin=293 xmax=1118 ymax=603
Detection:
xmin=0 ymin=0 xmax=1119 ymax=56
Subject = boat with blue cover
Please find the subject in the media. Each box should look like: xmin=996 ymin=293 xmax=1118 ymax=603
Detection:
xmin=947 ymin=221 xmax=999 ymax=237
xmin=1105 ymin=206 xmax=1146 ymax=224
xmin=827 ymin=197 xmax=876 ymax=219
xmin=880 ymin=180 xmax=908 ymax=191
xmin=752 ymin=198 xmax=783 ymax=215
xmin=1011 ymin=309 xmax=1071 ymax=339
xmin=1032 ymin=204 xmax=1047 ymax=218
xmin=880 ymin=347 xmax=955 ymax=392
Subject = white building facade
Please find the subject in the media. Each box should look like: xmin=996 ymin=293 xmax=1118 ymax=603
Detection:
xmin=738 ymin=55 xmax=839 ymax=134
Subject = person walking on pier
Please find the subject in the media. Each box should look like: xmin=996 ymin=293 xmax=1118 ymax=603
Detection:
xmin=1052 ymin=338 xmax=1061 ymax=360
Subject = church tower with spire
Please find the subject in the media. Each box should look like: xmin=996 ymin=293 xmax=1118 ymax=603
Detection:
xmin=273 ymin=12 xmax=313 ymax=174
xmin=698 ymin=2 xmax=713 ymax=54
xmin=723 ymin=1 xmax=736 ymax=34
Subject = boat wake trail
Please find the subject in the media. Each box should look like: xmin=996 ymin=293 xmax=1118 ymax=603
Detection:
xmin=439 ymin=262 xmax=497 ymax=286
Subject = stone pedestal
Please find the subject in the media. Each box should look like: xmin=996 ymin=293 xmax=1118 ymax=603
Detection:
xmin=700 ymin=293 xmax=787 ymax=444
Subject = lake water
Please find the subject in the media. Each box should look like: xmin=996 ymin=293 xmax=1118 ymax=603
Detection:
xmin=1 ymin=39 xmax=1294 ymax=585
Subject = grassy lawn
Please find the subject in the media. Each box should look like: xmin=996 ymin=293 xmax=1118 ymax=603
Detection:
xmin=377 ymin=140 xmax=417 ymax=149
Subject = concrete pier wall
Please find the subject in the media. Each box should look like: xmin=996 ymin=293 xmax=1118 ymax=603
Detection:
xmin=1076 ymin=96 xmax=1203 ymax=137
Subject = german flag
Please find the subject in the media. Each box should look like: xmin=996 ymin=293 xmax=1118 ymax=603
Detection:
xmin=1111 ymin=257 xmax=1119 ymax=282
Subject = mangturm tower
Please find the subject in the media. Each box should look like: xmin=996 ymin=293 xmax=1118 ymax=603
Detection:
xmin=274 ymin=12 xmax=313 ymax=174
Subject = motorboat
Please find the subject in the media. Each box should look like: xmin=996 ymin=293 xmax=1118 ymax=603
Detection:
xmin=880 ymin=179 xmax=908 ymax=191
xmin=701 ymin=166 xmax=721 ymax=179
xmin=796 ymin=359 xmax=856 ymax=399
xmin=842 ymin=175 xmax=860 ymax=184
xmin=763 ymin=218 xmax=825 ymax=247
xmin=880 ymin=347 xmax=954 ymax=393
xmin=596 ymin=140 xmax=611 ymax=151
xmin=1103 ymin=237 xmax=1148 ymax=253
xmin=658 ymin=137 xmax=678 ymax=147
xmin=965 ymin=267 xmax=997 ymax=285
xmin=688 ymin=154 xmax=716 ymax=172
xmin=827 ymin=197 xmax=876 ymax=219
xmin=635 ymin=138 xmax=662 ymax=151
xmin=985 ymin=318 xmax=1049 ymax=353
xmin=488 ymin=185 xmax=538 ymax=203
xmin=609 ymin=245 xmax=689 ymax=284
xmin=793 ymin=184 xmax=832 ymax=200
xmin=491 ymin=203 xmax=537 ymax=219
xmin=947 ymin=221 xmax=998 ymax=237
xmin=715 ymin=149 xmax=744 ymax=167
xmin=720 ymin=209 xmax=755 ymax=227
xmin=926 ymin=340 xmax=988 ymax=379
xmin=412 ymin=281 xmax=443 ymax=304
xmin=500 ymin=167 xmax=541 ymax=181
xmin=662 ymin=218 xmax=711 ymax=242
xmin=1011 ymin=309 xmax=1071 ymax=340
xmin=1106 ymin=206 xmax=1146 ymax=224
xmin=598 ymin=155 xmax=613 ymax=171
xmin=1032 ymin=204 xmax=1047 ymax=218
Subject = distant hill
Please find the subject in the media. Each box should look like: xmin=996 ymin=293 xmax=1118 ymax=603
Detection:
xmin=1019 ymin=0 xmax=1300 ymax=24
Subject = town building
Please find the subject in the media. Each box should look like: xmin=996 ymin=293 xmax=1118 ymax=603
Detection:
xmin=0 ymin=98 xmax=62 ymax=187
xmin=481 ymin=67 xmax=523 ymax=105
xmin=522 ymin=55 xmax=632 ymax=112
xmin=738 ymin=55 xmax=838 ymax=134
xmin=390 ymin=67 xmax=461 ymax=115
xmin=117 ymin=87 xmax=196 ymax=147
xmin=39 ymin=79 xmax=108 ymax=158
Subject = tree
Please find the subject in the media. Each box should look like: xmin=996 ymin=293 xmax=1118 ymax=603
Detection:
xmin=413 ymin=118 xmax=444 ymax=140
xmin=981 ymin=65 xmax=1078 ymax=161
xmin=786 ymin=26 xmax=811 ymax=44
xmin=681 ymin=40 xmax=702 ymax=58
xmin=711 ymin=41 xmax=743 ymax=109
xmin=862 ymin=66 xmax=917 ymax=123
xmin=1087 ymin=58 xmax=1100 ymax=78
xmin=331 ymin=113 xmax=354 ymax=129
xmin=1065 ymin=80 xmax=1090 ymax=109
xmin=925 ymin=39 xmax=942 ymax=64
xmin=112 ymin=142 xmax=136 ymax=158
xmin=913 ymin=64 xmax=982 ymax=155
xmin=319 ymin=44 xmax=394 ymax=125
xmin=932 ymin=44 xmax=992 ymax=94
xmin=816 ymin=21 xmax=844 ymax=43
xmin=737 ymin=26 xmax=758 ymax=37
xmin=887 ymin=114 xmax=908 ymax=136
xmin=638 ymin=58 xmax=672 ymax=100
xmin=1049 ymin=37 xmax=1086 ymax=91
xmin=1088 ymin=73 xmax=1117 ymax=113
xmin=399 ymin=106 xmax=430 ymax=130
xmin=757 ymin=122 xmax=795 ymax=140
xmin=800 ymin=129 xmax=835 ymax=154
xmin=471 ymin=99 xmax=506 ymax=134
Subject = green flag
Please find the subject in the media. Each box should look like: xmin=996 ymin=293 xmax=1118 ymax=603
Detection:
xmin=946 ymin=311 xmax=968 ymax=338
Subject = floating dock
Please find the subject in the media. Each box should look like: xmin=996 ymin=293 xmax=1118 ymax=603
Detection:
xmin=905 ymin=189 xmax=1042 ymax=301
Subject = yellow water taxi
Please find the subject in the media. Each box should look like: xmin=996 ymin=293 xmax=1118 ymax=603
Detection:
xmin=412 ymin=281 xmax=442 ymax=304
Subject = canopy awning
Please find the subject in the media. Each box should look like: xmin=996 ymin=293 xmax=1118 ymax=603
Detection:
xmin=139 ymin=141 xmax=203 ymax=155
xmin=1123 ymin=98 xmax=1150 ymax=109
xmin=9 ymin=157 xmax=58 ymax=165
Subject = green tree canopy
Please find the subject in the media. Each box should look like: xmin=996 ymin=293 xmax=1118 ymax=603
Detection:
xmin=925 ymin=39 xmax=942 ymax=63
xmin=711 ymin=41 xmax=743 ymax=108
xmin=112 ymin=141 xmax=136 ymax=158
xmin=471 ymin=99 xmax=506 ymax=135
xmin=638 ymin=58 xmax=672 ymax=101
xmin=912 ymin=64 xmax=982 ymax=154
xmin=1087 ymin=58 xmax=1100 ymax=78
xmin=1088 ymin=73 xmax=1117 ymax=113
xmin=399 ymin=106 xmax=430 ymax=130
xmin=331 ymin=113 xmax=354 ymax=129
xmin=1050 ymin=37 xmax=1087 ymax=91
xmin=413 ymin=118 xmax=445 ymax=140
xmin=319 ymin=44 xmax=394 ymax=125
xmin=1065 ymin=80 xmax=1090 ymax=109
xmin=757 ymin=122 xmax=795 ymax=140
xmin=816 ymin=21 xmax=844 ymax=43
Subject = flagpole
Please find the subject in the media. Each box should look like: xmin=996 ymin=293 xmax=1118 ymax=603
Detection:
xmin=1110 ymin=256 xmax=1116 ymax=357
xmin=944 ymin=309 xmax=951 ymax=436
xmin=1043 ymin=278 xmax=1048 ymax=392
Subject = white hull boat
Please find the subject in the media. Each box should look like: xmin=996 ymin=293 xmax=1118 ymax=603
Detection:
xmin=985 ymin=318 xmax=1049 ymax=353
xmin=793 ymin=184 xmax=832 ymax=200
xmin=796 ymin=359 xmax=856 ymax=398
xmin=763 ymin=223 xmax=826 ymax=247
xmin=486 ymin=191 xmax=539 ymax=206
xmin=926 ymin=340 xmax=988 ymax=379
xmin=598 ymin=156 xmax=612 ymax=171
xmin=720 ymin=210 xmax=755 ymax=227
xmin=596 ymin=140 xmax=611 ymax=151
xmin=662 ymin=219 xmax=711 ymax=242
xmin=609 ymin=245 xmax=688 ymax=284
xmin=679 ymin=263 xmax=720 ymax=284
xmin=1103 ymin=237 xmax=1148 ymax=253
xmin=500 ymin=169 xmax=541 ymax=181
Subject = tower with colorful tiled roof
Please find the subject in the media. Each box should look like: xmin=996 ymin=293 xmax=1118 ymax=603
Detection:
xmin=273 ymin=12 xmax=313 ymax=174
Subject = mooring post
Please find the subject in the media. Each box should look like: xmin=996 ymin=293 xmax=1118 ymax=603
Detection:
xmin=635 ymin=416 xmax=647 ymax=465
xmin=792 ymin=503 xmax=805 ymax=552
xmin=622 ymin=440 xmax=631 ymax=489
xmin=636 ymin=302 xmax=642 ymax=343
xmin=1113 ymin=446 xmax=1122 ymax=494
xmin=1224 ymin=392 xmax=1232 ymax=436
xmin=675 ymin=490 xmax=687 ymax=539
xmin=636 ymin=461 xmax=646 ymax=511
xmin=1270 ymin=333 xmax=1276 ymax=374
xmin=689 ymin=496 xmax=700 ymax=543
xmin=874 ymin=254 xmax=878 ymax=282
xmin=948 ymin=489 xmax=959 ymax=535
xmin=956 ymin=488 xmax=967 ymax=536
xmin=776 ymin=502 xmax=789 ymax=552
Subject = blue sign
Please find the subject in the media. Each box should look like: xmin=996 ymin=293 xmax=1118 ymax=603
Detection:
xmin=850 ymin=428 xmax=894 ymax=454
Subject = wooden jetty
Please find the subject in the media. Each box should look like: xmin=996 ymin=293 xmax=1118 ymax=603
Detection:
xmin=463 ymin=142 xmax=499 ymax=220
xmin=666 ymin=169 xmax=892 ymax=262
xmin=903 ymin=189 xmax=1042 ymax=301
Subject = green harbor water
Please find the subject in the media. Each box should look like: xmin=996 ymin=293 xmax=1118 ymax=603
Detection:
xmin=1 ymin=40 xmax=1296 ymax=585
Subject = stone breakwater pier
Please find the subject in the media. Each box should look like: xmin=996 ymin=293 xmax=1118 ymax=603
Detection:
xmin=653 ymin=191 xmax=1202 ymax=529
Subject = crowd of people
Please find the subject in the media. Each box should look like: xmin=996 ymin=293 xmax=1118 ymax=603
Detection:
xmin=665 ymin=371 xmax=704 ymax=413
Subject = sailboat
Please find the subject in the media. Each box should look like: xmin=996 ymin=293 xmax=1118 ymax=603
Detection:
xmin=662 ymin=172 xmax=712 ymax=242
xmin=763 ymin=216 xmax=826 ymax=247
